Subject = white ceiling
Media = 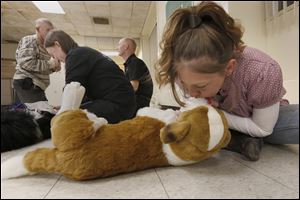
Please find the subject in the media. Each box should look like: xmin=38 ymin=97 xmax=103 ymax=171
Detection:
xmin=1 ymin=1 xmax=152 ymax=58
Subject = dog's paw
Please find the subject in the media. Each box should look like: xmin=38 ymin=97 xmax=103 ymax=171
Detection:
xmin=83 ymin=110 xmax=108 ymax=131
xmin=58 ymin=82 xmax=86 ymax=115
xmin=137 ymin=107 xmax=178 ymax=124
xmin=1 ymin=155 xmax=33 ymax=179
xmin=92 ymin=118 xmax=108 ymax=131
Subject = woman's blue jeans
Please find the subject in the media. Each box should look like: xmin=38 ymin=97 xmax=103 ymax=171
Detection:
xmin=264 ymin=104 xmax=299 ymax=144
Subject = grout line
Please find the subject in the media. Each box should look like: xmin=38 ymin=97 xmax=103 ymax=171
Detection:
xmin=231 ymin=156 xmax=298 ymax=192
xmin=43 ymin=175 xmax=63 ymax=199
xmin=273 ymin=144 xmax=299 ymax=155
xmin=154 ymin=168 xmax=170 ymax=199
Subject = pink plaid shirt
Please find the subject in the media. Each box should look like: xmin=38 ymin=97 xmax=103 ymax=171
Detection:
xmin=218 ymin=46 xmax=286 ymax=117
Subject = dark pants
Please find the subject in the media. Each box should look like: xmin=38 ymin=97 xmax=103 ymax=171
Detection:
xmin=13 ymin=79 xmax=47 ymax=104
xmin=81 ymin=99 xmax=136 ymax=124
xmin=135 ymin=94 xmax=151 ymax=114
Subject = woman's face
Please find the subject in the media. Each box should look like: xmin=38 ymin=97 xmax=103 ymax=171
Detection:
xmin=46 ymin=43 xmax=67 ymax=63
xmin=176 ymin=59 xmax=236 ymax=98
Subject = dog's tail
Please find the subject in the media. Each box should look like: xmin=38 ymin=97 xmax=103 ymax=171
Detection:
xmin=1 ymin=110 xmax=53 ymax=153
xmin=1 ymin=154 xmax=34 ymax=179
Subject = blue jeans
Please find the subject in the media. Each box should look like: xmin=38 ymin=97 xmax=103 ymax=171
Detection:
xmin=264 ymin=104 xmax=299 ymax=144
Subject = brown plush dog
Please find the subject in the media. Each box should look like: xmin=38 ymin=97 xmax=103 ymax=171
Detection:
xmin=1 ymin=82 xmax=231 ymax=181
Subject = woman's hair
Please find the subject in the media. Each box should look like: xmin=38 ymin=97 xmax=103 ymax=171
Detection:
xmin=156 ymin=1 xmax=245 ymax=106
xmin=44 ymin=29 xmax=78 ymax=54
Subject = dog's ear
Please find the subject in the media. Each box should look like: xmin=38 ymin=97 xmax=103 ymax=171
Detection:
xmin=51 ymin=110 xmax=94 ymax=151
xmin=160 ymin=121 xmax=191 ymax=143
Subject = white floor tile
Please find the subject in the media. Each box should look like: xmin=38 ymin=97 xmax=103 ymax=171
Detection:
xmin=1 ymin=174 xmax=60 ymax=199
xmin=230 ymin=144 xmax=299 ymax=192
xmin=155 ymin=149 xmax=299 ymax=199
xmin=45 ymin=169 xmax=168 ymax=199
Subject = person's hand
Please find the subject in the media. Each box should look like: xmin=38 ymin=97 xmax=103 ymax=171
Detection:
xmin=53 ymin=106 xmax=61 ymax=111
xmin=53 ymin=59 xmax=61 ymax=72
xmin=53 ymin=62 xmax=61 ymax=72
xmin=206 ymin=97 xmax=219 ymax=107
xmin=49 ymin=58 xmax=61 ymax=72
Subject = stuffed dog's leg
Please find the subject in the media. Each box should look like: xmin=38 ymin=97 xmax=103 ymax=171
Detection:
xmin=57 ymin=82 xmax=85 ymax=115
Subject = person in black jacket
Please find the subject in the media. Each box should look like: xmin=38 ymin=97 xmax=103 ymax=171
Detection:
xmin=118 ymin=38 xmax=153 ymax=114
xmin=44 ymin=30 xmax=136 ymax=123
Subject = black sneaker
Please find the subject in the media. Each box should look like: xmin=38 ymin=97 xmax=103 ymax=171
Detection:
xmin=225 ymin=130 xmax=263 ymax=161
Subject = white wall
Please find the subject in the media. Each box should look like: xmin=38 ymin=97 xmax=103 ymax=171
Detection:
xmin=265 ymin=7 xmax=299 ymax=81
xmin=1 ymin=43 xmax=18 ymax=59
xmin=139 ymin=1 xmax=181 ymax=107
xmin=140 ymin=1 xmax=156 ymax=67
xmin=229 ymin=1 xmax=299 ymax=82
xmin=154 ymin=1 xmax=182 ymax=107
xmin=156 ymin=1 xmax=167 ymax=56
xmin=228 ymin=1 xmax=267 ymax=52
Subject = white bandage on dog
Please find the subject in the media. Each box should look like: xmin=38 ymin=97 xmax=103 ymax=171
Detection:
xmin=57 ymin=82 xmax=85 ymax=115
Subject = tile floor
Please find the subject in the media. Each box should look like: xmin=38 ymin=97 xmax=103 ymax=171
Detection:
xmin=1 ymin=140 xmax=299 ymax=199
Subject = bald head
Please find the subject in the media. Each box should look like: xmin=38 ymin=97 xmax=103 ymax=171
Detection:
xmin=118 ymin=37 xmax=137 ymax=60
xmin=121 ymin=38 xmax=137 ymax=52
xmin=35 ymin=18 xmax=53 ymax=29
xmin=35 ymin=18 xmax=54 ymax=45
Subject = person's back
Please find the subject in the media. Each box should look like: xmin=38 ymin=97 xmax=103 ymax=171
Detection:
xmin=65 ymin=46 xmax=136 ymax=123
xmin=124 ymin=54 xmax=153 ymax=110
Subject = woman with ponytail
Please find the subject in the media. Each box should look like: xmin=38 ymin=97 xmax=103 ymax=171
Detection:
xmin=157 ymin=1 xmax=299 ymax=161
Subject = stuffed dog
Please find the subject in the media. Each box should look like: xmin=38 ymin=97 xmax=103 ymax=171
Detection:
xmin=1 ymin=82 xmax=231 ymax=181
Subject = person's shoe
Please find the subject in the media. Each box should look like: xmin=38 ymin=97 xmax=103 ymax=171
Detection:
xmin=225 ymin=130 xmax=263 ymax=161
xmin=240 ymin=137 xmax=263 ymax=161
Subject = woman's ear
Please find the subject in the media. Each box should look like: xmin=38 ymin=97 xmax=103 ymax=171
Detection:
xmin=225 ymin=59 xmax=236 ymax=76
